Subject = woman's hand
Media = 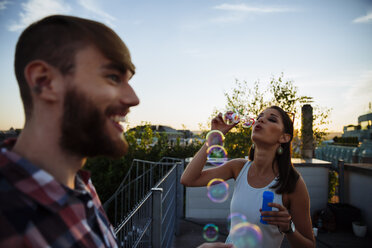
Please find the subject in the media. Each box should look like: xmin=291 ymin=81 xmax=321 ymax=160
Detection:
xmin=211 ymin=112 xmax=237 ymax=135
xmin=197 ymin=242 xmax=234 ymax=248
xmin=260 ymin=202 xmax=292 ymax=233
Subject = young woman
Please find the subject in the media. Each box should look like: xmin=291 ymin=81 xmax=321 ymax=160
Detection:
xmin=181 ymin=106 xmax=315 ymax=248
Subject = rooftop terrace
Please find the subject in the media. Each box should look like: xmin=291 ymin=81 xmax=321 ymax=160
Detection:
xmin=173 ymin=159 xmax=372 ymax=247
xmin=104 ymin=157 xmax=372 ymax=247
xmin=172 ymin=218 xmax=372 ymax=248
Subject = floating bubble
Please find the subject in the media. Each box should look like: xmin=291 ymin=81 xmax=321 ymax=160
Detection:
xmin=242 ymin=117 xmax=255 ymax=128
xmin=203 ymin=223 xmax=219 ymax=242
xmin=206 ymin=130 xmax=225 ymax=147
xmin=227 ymin=212 xmax=248 ymax=231
xmin=207 ymin=145 xmax=228 ymax=166
xmin=224 ymin=111 xmax=240 ymax=125
xmin=207 ymin=178 xmax=229 ymax=203
xmin=230 ymin=222 xmax=263 ymax=248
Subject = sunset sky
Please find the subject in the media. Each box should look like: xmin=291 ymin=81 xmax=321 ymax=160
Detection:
xmin=0 ymin=0 xmax=371 ymax=132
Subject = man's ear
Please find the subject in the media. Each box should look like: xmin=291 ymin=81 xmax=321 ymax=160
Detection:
xmin=279 ymin=133 xmax=291 ymax=144
xmin=24 ymin=60 xmax=60 ymax=102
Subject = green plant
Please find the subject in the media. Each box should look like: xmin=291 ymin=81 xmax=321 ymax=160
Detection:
xmin=333 ymin=136 xmax=359 ymax=147
xmin=207 ymin=74 xmax=331 ymax=158
xmin=84 ymin=123 xmax=202 ymax=203
xmin=328 ymin=170 xmax=339 ymax=202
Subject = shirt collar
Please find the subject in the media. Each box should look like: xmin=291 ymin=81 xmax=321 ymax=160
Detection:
xmin=1 ymin=148 xmax=91 ymax=213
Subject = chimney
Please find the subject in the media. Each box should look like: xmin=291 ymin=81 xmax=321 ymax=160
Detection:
xmin=301 ymin=104 xmax=314 ymax=158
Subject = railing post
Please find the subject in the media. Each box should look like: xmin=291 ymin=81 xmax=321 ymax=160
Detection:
xmin=175 ymin=161 xmax=185 ymax=236
xmin=114 ymin=196 xmax=117 ymax=227
xmin=338 ymin=159 xmax=345 ymax=204
xmin=152 ymin=188 xmax=163 ymax=248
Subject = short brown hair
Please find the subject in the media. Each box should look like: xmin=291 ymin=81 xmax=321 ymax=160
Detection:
xmin=15 ymin=15 xmax=135 ymax=120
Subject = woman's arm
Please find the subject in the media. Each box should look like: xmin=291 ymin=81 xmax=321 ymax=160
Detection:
xmin=285 ymin=177 xmax=316 ymax=248
xmin=180 ymin=113 xmax=239 ymax=187
xmin=180 ymin=145 xmax=241 ymax=187
xmin=197 ymin=242 xmax=233 ymax=248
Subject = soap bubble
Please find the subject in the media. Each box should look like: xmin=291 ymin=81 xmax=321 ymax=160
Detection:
xmin=242 ymin=117 xmax=255 ymax=128
xmin=230 ymin=222 xmax=263 ymax=248
xmin=207 ymin=178 xmax=229 ymax=203
xmin=207 ymin=145 xmax=228 ymax=166
xmin=206 ymin=130 xmax=224 ymax=147
xmin=224 ymin=110 xmax=255 ymax=128
xmin=224 ymin=111 xmax=240 ymax=125
xmin=203 ymin=223 xmax=219 ymax=242
xmin=227 ymin=212 xmax=248 ymax=231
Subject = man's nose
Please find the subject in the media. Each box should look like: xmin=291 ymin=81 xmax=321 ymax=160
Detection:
xmin=121 ymin=84 xmax=140 ymax=107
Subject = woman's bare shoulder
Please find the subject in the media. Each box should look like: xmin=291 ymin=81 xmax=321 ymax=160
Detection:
xmin=226 ymin=158 xmax=248 ymax=179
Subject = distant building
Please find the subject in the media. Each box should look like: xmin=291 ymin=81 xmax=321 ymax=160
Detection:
xmin=0 ymin=128 xmax=20 ymax=144
xmin=342 ymin=112 xmax=372 ymax=142
xmin=128 ymin=125 xmax=197 ymax=147
xmin=316 ymin=110 xmax=372 ymax=164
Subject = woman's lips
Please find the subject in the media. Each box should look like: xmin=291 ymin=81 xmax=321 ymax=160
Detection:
xmin=254 ymin=124 xmax=262 ymax=131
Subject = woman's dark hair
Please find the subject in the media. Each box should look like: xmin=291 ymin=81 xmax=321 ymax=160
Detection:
xmin=248 ymin=106 xmax=299 ymax=194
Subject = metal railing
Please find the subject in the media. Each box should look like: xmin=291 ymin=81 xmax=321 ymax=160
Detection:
xmin=315 ymin=145 xmax=355 ymax=166
xmin=103 ymin=157 xmax=184 ymax=248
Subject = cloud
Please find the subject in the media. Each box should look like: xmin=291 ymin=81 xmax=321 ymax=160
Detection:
xmin=351 ymin=70 xmax=372 ymax=97
xmin=77 ymin=0 xmax=116 ymax=26
xmin=0 ymin=1 xmax=11 ymax=10
xmin=353 ymin=12 xmax=372 ymax=23
xmin=214 ymin=3 xmax=296 ymax=13
xmin=211 ymin=3 xmax=296 ymax=24
xmin=344 ymin=70 xmax=372 ymax=113
xmin=210 ymin=14 xmax=244 ymax=24
xmin=7 ymin=0 xmax=117 ymax=32
xmin=8 ymin=0 xmax=71 ymax=32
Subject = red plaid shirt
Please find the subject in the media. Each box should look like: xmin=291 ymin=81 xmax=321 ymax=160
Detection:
xmin=0 ymin=147 xmax=118 ymax=247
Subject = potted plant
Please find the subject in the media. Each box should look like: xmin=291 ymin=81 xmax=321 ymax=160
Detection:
xmin=352 ymin=220 xmax=367 ymax=237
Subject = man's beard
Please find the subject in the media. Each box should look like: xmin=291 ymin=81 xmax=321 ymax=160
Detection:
xmin=60 ymin=86 xmax=128 ymax=158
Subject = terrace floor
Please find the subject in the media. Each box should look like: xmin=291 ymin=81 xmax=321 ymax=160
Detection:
xmin=172 ymin=218 xmax=372 ymax=248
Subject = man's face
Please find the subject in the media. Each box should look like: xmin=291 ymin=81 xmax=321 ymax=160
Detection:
xmin=59 ymin=46 xmax=139 ymax=158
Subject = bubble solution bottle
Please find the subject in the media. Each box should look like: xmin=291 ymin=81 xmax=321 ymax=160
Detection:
xmin=260 ymin=191 xmax=274 ymax=224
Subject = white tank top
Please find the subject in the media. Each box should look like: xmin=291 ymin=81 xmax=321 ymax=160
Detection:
xmin=225 ymin=161 xmax=284 ymax=248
